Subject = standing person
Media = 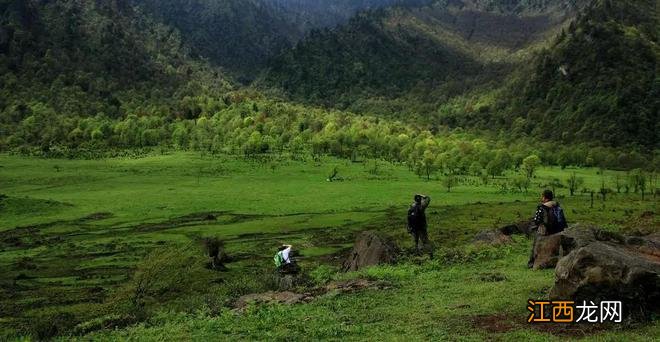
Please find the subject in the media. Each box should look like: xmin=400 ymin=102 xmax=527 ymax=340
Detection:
xmin=527 ymin=190 xmax=568 ymax=268
xmin=274 ymin=244 xmax=298 ymax=274
xmin=407 ymin=194 xmax=432 ymax=256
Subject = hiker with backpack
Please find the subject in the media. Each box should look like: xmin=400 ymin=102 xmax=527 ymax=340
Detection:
xmin=407 ymin=194 xmax=433 ymax=257
xmin=527 ymin=190 xmax=568 ymax=268
xmin=274 ymin=244 xmax=299 ymax=274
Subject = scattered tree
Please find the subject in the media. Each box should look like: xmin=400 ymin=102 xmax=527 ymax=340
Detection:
xmin=567 ymin=172 xmax=584 ymax=196
xmin=521 ymin=155 xmax=541 ymax=179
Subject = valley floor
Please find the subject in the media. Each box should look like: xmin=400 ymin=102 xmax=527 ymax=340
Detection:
xmin=0 ymin=152 xmax=657 ymax=340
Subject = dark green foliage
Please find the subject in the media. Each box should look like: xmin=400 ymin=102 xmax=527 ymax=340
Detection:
xmin=0 ymin=0 xmax=656 ymax=168
xmin=266 ymin=10 xmax=477 ymax=107
xmin=442 ymin=0 xmax=659 ymax=148
xmin=511 ymin=0 xmax=659 ymax=147
xmin=263 ymin=0 xmax=568 ymax=110
xmin=134 ymin=0 xmax=300 ymax=79
xmin=0 ymin=0 xmax=231 ymax=147
xmin=265 ymin=0 xmax=657 ymax=149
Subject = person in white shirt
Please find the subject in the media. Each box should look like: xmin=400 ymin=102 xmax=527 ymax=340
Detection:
xmin=274 ymin=244 xmax=298 ymax=274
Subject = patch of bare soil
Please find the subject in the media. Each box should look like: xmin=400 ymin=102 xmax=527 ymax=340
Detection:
xmin=469 ymin=314 xmax=518 ymax=334
xmin=233 ymin=278 xmax=391 ymax=311
xmin=234 ymin=291 xmax=313 ymax=310
xmin=529 ymin=322 xmax=610 ymax=337
xmin=324 ymin=279 xmax=392 ymax=293
xmin=469 ymin=313 xmax=611 ymax=337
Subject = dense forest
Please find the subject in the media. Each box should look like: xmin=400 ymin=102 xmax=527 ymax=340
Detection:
xmin=439 ymin=0 xmax=659 ymax=148
xmin=0 ymin=0 xmax=657 ymax=169
xmin=264 ymin=0 xmax=658 ymax=148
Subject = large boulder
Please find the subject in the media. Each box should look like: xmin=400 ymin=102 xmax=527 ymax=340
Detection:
xmin=532 ymin=234 xmax=562 ymax=269
xmin=473 ymin=230 xmax=513 ymax=246
xmin=499 ymin=220 xmax=533 ymax=237
xmin=559 ymin=225 xmax=625 ymax=254
xmin=342 ymin=231 xmax=398 ymax=272
xmin=550 ymin=228 xmax=660 ymax=320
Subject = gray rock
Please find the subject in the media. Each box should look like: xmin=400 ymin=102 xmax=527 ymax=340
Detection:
xmin=499 ymin=220 xmax=533 ymax=237
xmin=343 ymin=231 xmax=398 ymax=272
xmin=550 ymin=229 xmax=660 ymax=320
xmin=473 ymin=230 xmax=513 ymax=246
xmin=532 ymin=234 xmax=562 ymax=270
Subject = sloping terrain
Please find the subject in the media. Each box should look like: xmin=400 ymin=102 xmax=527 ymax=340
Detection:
xmin=0 ymin=0 xmax=230 ymax=134
xmin=265 ymin=0 xmax=658 ymax=148
xmin=263 ymin=0 xmax=577 ymax=107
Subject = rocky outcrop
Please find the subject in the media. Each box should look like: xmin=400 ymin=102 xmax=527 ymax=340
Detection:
xmin=499 ymin=220 xmax=533 ymax=237
xmin=473 ymin=230 xmax=513 ymax=246
xmin=342 ymin=231 xmax=398 ymax=272
xmin=531 ymin=234 xmax=562 ymax=269
xmin=550 ymin=227 xmax=660 ymax=320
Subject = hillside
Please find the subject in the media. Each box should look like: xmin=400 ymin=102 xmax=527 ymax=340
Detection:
xmin=0 ymin=0 xmax=231 ymax=148
xmin=267 ymin=0 xmax=418 ymax=29
xmin=263 ymin=0 xmax=577 ymax=111
xmin=132 ymin=0 xmax=415 ymax=79
xmin=133 ymin=0 xmax=300 ymax=80
xmin=264 ymin=0 xmax=658 ymax=148
xmin=506 ymin=0 xmax=659 ymax=147
xmin=0 ymin=0 xmax=656 ymax=152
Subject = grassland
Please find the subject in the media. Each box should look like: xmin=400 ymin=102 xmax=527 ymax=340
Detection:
xmin=0 ymin=152 xmax=657 ymax=340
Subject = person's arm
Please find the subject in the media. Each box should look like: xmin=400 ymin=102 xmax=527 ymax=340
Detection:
xmin=421 ymin=195 xmax=431 ymax=209
xmin=282 ymin=245 xmax=292 ymax=263
xmin=559 ymin=207 xmax=568 ymax=229
xmin=533 ymin=205 xmax=544 ymax=225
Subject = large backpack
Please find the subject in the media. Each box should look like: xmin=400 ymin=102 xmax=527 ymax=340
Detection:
xmin=273 ymin=252 xmax=285 ymax=268
xmin=407 ymin=204 xmax=419 ymax=232
xmin=543 ymin=206 xmax=567 ymax=234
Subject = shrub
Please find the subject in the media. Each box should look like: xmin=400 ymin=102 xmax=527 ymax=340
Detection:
xmin=309 ymin=265 xmax=338 ymax=286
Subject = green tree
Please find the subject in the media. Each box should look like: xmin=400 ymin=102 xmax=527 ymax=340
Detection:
xmin=521 ymin=154 xmax=541 ymax=179
xmin=468 ymin=161 xmax=482 ymax=176
xmin=442 ymin=174 xmax=457 ymax=192
xmin=567 ymin=172 xmax=584 ymax=196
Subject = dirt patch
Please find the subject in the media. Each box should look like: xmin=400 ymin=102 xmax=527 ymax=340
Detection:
xmin=470 ymin=313 xmax=618 ymax=337
xmin=469 ymin=313 xmax=518 ymax=334
xmin=478 ymin=272 xmax=507 ymax=282
xmin=80 ymin=212 xmax=114 ymax=221
xmin=530 ymin=322 xmax=610 ymax=337
xmin=133 ymin=211 xmax=230 ymax=232
xmin=324 ymin=278 xmax=392 ymax=293
xmin=234 ymin=291 xmax=313 ymax=310
xmin=233 ymin=278 xmax=391 ymax=311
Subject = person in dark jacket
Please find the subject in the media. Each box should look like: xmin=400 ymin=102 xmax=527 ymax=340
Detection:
xmin=407 ymin=194 xmax=432 ymax=256
xmin=527 ymin=190 xmax=568 ymax=268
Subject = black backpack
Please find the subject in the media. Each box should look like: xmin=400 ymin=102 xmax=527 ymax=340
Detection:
xmin=407 ymin=204 xmax=418 ymax=232
xmin=543 ymin=206 xmax=567 ymax=234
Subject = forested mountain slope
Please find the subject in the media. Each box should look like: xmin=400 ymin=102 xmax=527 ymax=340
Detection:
xmin=264 ymin=0 xmax=658 ymax=148
xmin=0 ymin=0 xmax=656 ymax=151
xmin=0 ymin=0 xmax=231 ymax=147
xmin=263 ymin=0 xmax=577 ymax=108
xmin=440 ymin=0 xmax=659 ymax=148
xmin=133 ymin=0 xmax=300 ymax=79
xmin=266 ymin=0 xmax=415 ymax=29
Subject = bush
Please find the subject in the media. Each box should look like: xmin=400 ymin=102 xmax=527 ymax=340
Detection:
xmin=107 ymin=244 xmax=208 ymax=319
xmin=309 ymin=265 xmax=338 ymax=286
xmin=28 ymin=310 xmax=78 ymax=340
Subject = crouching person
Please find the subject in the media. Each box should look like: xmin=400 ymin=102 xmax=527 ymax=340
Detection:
xmin=274 ymin=244 xmax=299 ymax=275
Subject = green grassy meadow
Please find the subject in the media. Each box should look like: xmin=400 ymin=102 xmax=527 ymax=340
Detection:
xmin=0 ymin=152 xmax=658 ymax=340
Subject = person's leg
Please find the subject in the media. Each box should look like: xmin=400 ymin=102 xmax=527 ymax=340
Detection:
xmin=420 ymin=229 xmax=433 ymax=258
xmin=527 ymin=229 xmax=538 ymax=268
xmin=412 ymin=230 xmax=420 ymax=252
